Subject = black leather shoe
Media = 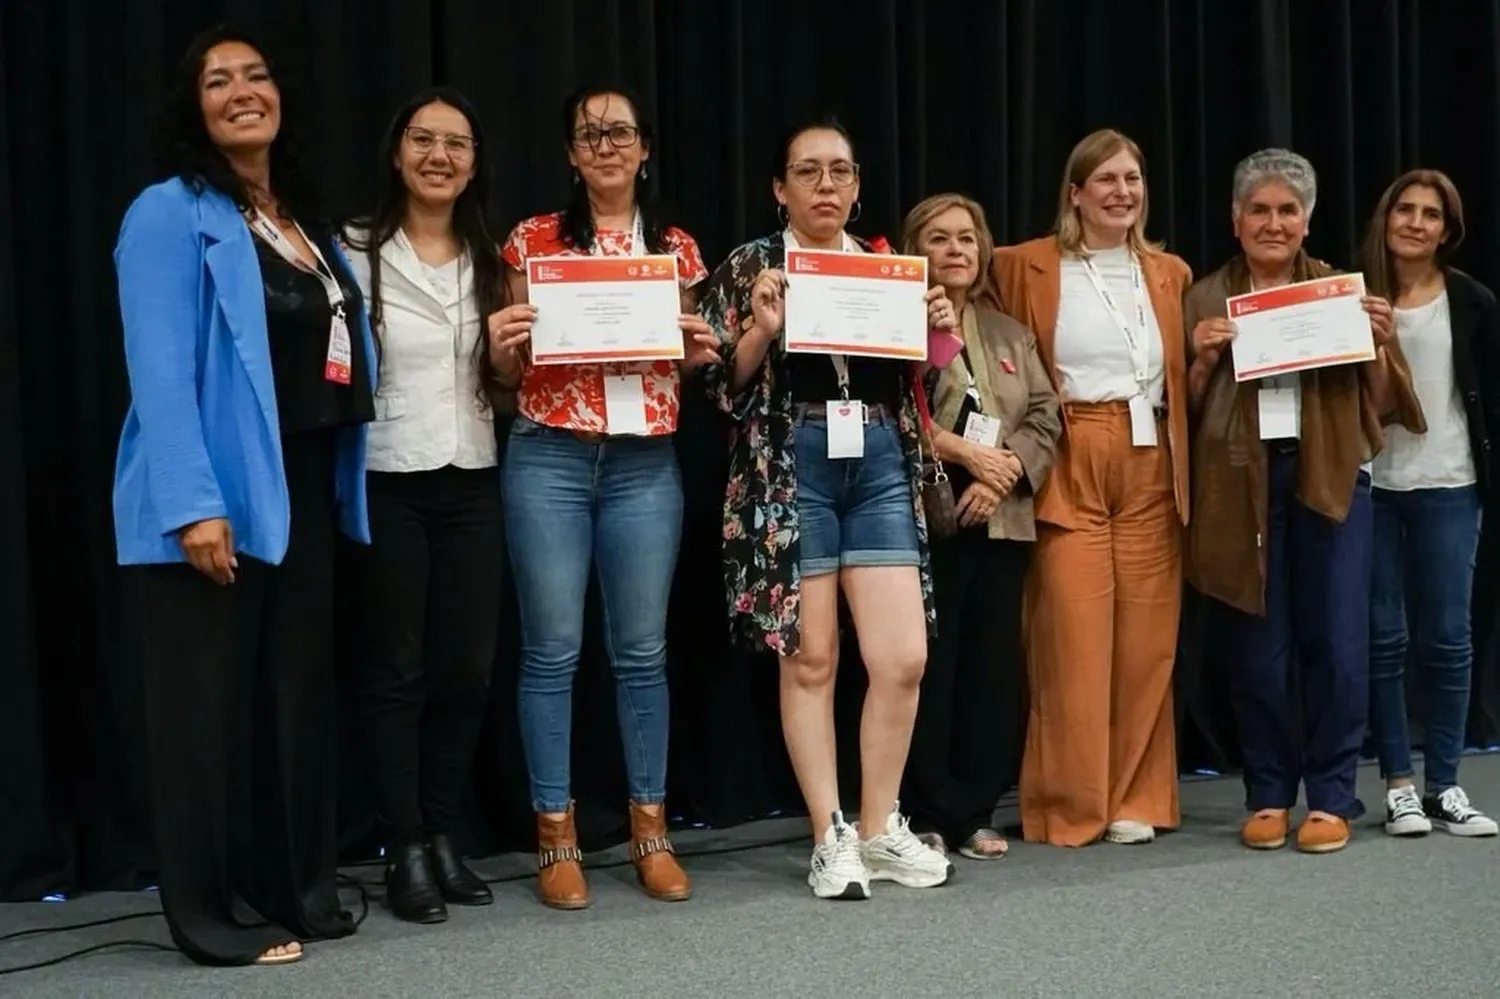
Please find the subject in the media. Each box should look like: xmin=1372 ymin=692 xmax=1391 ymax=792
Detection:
xmin=428 ymin=833 xmax=493 ymax=906
xmin=386 ymin=842 xmax=448 ymax=924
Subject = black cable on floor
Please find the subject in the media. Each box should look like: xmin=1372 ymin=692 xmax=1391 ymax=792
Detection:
xmin=0 ymin=829 xmax=810 ymax=976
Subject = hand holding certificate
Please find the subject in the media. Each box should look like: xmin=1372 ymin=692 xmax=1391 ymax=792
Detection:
xmin=1227 ymin=273 xmax=1376 ymax=382
xmin=525 ymin=255 xmax=683 ymax=365
xmin=784 ymin=249 xmax=930 ymax=360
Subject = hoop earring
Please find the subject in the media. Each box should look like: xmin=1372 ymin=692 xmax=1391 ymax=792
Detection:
xmin=776 ymin=204 xmax=789 ymax=226
xmin=849 ymin=201 xmax=863 ymax=223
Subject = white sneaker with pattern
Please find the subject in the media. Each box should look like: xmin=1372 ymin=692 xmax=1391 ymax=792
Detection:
xmin=807 ymin=812 xmax=870 ymax=900
xmin=860 ymin=805 xmax=953 ymax=889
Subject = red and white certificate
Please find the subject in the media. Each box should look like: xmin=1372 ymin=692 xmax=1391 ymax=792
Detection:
xmin=1226 ymin=273 xmax=1376 ymax=382
xmin=784 ymin=249 xmax=929 ymax=360
xmin=525 ymin=255 xmax=682 ymax=365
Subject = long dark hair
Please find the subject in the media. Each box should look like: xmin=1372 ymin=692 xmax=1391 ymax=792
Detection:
xmin=343 ymin=87 xmax=503 ymax=403
xmin=1360 ymin=167 xmax=1467 ymax=300
xmin=154 ymin=23 xmax=320 ymax=224
xmin=558 ymin=84 xmax=667 ymax=254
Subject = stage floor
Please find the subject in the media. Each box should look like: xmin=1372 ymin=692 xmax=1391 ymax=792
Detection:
xmin=4 ymin=755 xmax=1499 ymax=997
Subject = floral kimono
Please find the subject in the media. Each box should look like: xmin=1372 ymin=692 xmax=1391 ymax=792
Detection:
xmin=697 ymin=232 xmax=938 ymax=656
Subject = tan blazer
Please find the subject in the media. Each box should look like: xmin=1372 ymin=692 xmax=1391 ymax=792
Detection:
xmin=932 ymin=304 xmax=1062 ymax=541
xmin=990 ymin=236 xmax=1195 ymax=528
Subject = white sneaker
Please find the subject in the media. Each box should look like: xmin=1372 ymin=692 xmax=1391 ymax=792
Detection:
xmin=1384 ymin=785 xmax=1431 ymax=836
xmin=1427 ymin=787 xmax=1499 ymax=837
xmin=860 ymin=804 xmax=953 ymax=889
xmin=1104 ymin=820 xmax=1155 ymax=844
xmin=807 ymin=812 xmax=870 ymax=900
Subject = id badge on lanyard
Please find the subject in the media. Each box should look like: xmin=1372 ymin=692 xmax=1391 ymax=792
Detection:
xmin=249 ymin=208 xmax=353 ymax=385
xmin=1081 ymin=253 xmax=1156 ymax=447
xmin=597 ymin=211 xmax=650 ymax=434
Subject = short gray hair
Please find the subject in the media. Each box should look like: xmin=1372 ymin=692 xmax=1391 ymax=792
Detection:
xmin=1231 ymin=148 xmax=1317 ymax=218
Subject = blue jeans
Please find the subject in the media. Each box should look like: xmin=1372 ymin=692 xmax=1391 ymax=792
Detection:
xmin=1368 ymin=484 xmax=1483 ymax=792
xmin=1225 ymin=447 xmax=1372 ymax=817
xmin=501 ymin=417 xmax=682 ymax=814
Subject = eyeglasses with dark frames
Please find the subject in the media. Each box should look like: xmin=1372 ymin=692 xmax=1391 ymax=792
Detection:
xmin=572 ymin=123 xmax=641 ymax=150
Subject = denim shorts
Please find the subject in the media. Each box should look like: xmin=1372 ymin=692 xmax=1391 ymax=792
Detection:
xmin=793 ymin=408 xmax=920 ymax=577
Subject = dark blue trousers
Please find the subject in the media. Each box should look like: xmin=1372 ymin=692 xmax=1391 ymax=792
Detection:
xmin=1224 ymin=446 xmax=1372 ymax=818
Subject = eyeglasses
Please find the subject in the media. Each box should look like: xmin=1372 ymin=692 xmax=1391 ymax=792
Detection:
xmin=404 ymin=127 xmax=477 ymax=159
xmin=572 ymin=123 xmax=640 ymax=150
xmin=786 ymin=160 xmax=859 ymax=189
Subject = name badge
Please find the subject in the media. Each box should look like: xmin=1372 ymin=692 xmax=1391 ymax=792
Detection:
xmin=603 ymin=374 xmax=649 ymax=436
xmin=1258 ymin=386 xmax=1300 ymax=440
xmin=826 ymin=399 xmax=865 ymax=459
xmin=963 ymin=412 xmax=1002 ymax=448
xmin=1128 ymin=395 xmax=1158 ymax=447
xmin=324 ymin=312 xmax=353 ymax=385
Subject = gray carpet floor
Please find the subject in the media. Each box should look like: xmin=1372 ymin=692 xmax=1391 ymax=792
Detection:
xmin=5 ymin=756 xmax=1500 ymax=998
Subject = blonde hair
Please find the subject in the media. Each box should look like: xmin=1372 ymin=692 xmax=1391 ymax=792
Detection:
xmin=1053 ymin=128 xmax=1163 ymax=257
xmin=899 ymin=192 xmax=999 ymax=308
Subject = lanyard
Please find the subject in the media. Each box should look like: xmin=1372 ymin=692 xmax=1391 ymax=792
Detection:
xmin=248 ymin=208 xmax=345 ymax=316
xmin=248 ymin=207 xmax=353 ymax=385
xmin=1079 ymin=251 xmax=1149 ymax=391
xmin=783 ymin=227 xmax=860 ymax=399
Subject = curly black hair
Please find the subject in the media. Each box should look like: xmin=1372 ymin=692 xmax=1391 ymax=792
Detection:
xmin=154 ymin=23 xmax=322 ymax=224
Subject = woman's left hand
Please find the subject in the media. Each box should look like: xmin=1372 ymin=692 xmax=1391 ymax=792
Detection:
xmin=956 ymin=480 xmax=1001 ymax=527
xmin=926 ymin=285 xmax=958 ymax=331
xmin=678 ymin=314 xmax=721 ymax=373
xmin=1361 ymin=295 xmax=1396 ymax=348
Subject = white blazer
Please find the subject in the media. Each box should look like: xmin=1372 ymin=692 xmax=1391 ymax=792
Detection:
xmin=344 ymin=227 xmax=498 ymax=473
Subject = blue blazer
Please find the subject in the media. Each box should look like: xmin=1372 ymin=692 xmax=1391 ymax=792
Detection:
xmin=112 ymin=177 xmax=377 ymax=566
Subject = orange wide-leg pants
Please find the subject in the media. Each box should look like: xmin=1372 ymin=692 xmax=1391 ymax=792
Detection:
xmin=1019 ymin=403 xmax=1182 ymax=847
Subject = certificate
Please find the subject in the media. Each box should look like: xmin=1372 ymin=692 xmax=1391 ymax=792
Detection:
xmin=525 ymin=255 xmax=682 ymax=365
xmin=784 ymin=249 xmax=929 ymax=360
xmin=1226 ymin=273 xmax=1376 ymax=382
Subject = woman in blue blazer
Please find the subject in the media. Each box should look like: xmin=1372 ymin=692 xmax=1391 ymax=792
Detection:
xmin=113 ymin=25 xmax=375 ymax=967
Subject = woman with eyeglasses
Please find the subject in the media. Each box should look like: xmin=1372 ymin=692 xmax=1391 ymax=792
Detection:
xmin=491 ymin=83 xmax=716 ymax=910
xmin=698 ymin=116 xmax=958 ymax=900
xmin=341 ymin=88 xmax=506 ymax=924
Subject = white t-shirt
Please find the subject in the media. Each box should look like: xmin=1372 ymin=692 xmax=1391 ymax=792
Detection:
xmin=1052 ymin=245 xmax=1165 ymax=406
xmin=1372 ymin=291 xmax=1475 ymax=491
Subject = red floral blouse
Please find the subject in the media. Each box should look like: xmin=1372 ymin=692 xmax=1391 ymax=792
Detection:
xmin=500 ymin=212 xmax=709 ymax=435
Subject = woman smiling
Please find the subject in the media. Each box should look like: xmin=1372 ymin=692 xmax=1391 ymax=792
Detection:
xmin=1360 ymin=169 xmax=1500 ymax=839
xmin=899 ymin=193 xmax=1060 ymax=861
xmin=990 ymin=129 xmax=1194 ymax=849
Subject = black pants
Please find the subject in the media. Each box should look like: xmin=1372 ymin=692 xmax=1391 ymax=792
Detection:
xmin=126 ymin=429 xmax=353 ymax=966
xmin=903 ymin=532 xmax=1029 ymax=845
xmin=353 ymin=465 xmax=504 ymax=846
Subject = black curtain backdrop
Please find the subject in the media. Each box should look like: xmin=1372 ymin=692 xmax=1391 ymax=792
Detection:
xmin=4 ymin=0 xmax=1500 ymax=900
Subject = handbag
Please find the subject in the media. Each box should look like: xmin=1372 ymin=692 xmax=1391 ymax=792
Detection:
xmin=911 ymin=367 xmax=958 ymax=541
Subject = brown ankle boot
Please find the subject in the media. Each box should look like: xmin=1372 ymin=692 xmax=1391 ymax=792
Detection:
xmin=536 ymin=804 xmax=589 ymax=910
xmin=629 ymin=801 xmax=691 ymax=902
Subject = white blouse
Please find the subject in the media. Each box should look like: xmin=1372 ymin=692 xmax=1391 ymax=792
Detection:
xmin=1372 ymin=291 xmax=1475 ymax=491
xmin=1052 ymin=244 xmax=1166 ymax=406
xmin=344 ymin=228 xmax=498 ymax=473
